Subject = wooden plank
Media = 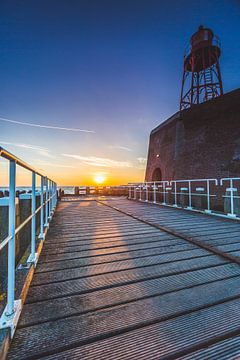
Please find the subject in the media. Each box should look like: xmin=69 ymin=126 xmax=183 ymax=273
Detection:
xmin=180 ymin=336 xmax=240 ymax=359
xmin=8 ymin=296 xmax=240 ymax=359
xmin=31 ymin=248 xmax=210 ymax=286
xmin=8 ymin=199 xmax=240 ymax=359
xmin=26 ymin=256 xmax=227 ymax=303
xmin=19 ymin=266 xmax=240 ymax=327
xmin=36 ymin=243 xmax=196 ymax=273
xmin=103 ymin=199 xmax=240 ymax=260
xmin=39 ymin=237 xmax=184 ymax=261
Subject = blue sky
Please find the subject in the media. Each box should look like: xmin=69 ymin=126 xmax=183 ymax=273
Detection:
xmin=0 ymin=0 xmax=239 ymax=185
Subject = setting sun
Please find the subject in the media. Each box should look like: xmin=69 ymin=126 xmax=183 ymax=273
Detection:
xmin=94 ymin=174 xmax=106 ymax=184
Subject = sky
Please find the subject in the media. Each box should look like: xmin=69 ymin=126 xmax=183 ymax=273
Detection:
xmin=0 ymin=0 xmax=239 ymax=186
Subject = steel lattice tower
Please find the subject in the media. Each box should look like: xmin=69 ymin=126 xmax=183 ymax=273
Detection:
xmin=180 ymin=25 xmax=223 ymax=111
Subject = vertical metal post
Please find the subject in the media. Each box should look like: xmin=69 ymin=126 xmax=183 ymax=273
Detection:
xmin=134 ymin=186 xmax=136 ymax=200
xmin=53 ymin=182 xmax=56 ymax=209
xmin=153 ymin=182 xmax=156 ymax=203
xmin=51 ymin=181 xmax=54 ymax=210
xmin=173 ymin=181 xmax=177 ymax=207
xmin=55 ymin=183 xmax=57 ymax=207
xmin=128 ymin=186 xmax=131 ymax=199
xmin=230 ymin=178 xmax=234 ymax=216
xmin=48 ymin=180 xmax=52 ymax=219
xmin=163 ymin=182 xmax=166 ymax=205
xmin=207 ymin=180 xmax=211 ymax=212
xmin=6 ymin=160 xmax=16 ymax=316
xmin=139 ymin=185 xmax=142 ymax=201
xmin=145 ymin=184 xmax=148 ymax=202
xmin=187 ymin=181 xmax=192 ymax=209
xmin=39 ymin=176 xmax=44 ymax=239
xmin=45 ymin=177 xmax=49 ymax=227
xmin=30 ymin=172 xmax=36 ymax=261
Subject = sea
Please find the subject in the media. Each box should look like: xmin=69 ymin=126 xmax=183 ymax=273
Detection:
xmin=0 ymin=186 xmax=75 ymax=195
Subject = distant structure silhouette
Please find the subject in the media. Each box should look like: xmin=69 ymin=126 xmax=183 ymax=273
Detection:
xmin=180 ymin=25 xmax=223 ymax=110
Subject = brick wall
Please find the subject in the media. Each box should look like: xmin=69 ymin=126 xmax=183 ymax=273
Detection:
xmin=145 ymin=88 xmax=240 ymax=181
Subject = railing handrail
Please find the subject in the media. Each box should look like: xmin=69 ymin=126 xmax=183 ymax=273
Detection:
xmin=0 ymin=146 xmax=54 ymax=182
xmin=220 ymin=177 xmax=240 ymax=185
xmin=0 ymin=146 xmax=57 ymax=337
xmin=128 ymin=177 xmax=240 ymax=219
xmin=129 ymin=178 xmax=218 ymax=185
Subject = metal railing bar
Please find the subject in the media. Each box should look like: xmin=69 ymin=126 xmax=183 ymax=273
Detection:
xmin=0 ymin=193 xmax=56 ymax=252
xmin=15 ymin=204 xmax=42 ymax=236
xmin=0 ymin=147 xmax=58 ymax=337
xmin=7 ymin=160 xmax=16 ymax=316
xmin=129 ymin=177 xmax=239 ymax=220
xmin=0 ymin=235 xmax=12 ymax=252
xmin=0 ymin=146 xmax=54 ymax=182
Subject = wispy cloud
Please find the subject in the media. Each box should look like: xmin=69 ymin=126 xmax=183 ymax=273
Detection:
xmin=109 ymin=145 xmax=133 ymax=152
xmin=36 ymin=161 xmax=75 ymax=168
xmin=137 ymin=157 xmax=147 ymax=169
xmin=0 ymin=141 xmax=55 ymax=158
xmin=137 ymin=157 xmax=147 ymax=164
xmin=0 ymin=141 xmax=47 ymax=152
xmin=0 ymin=116 xmax=95 ymax=133
xmin=62 ymin=154 xmax=132 ymax=168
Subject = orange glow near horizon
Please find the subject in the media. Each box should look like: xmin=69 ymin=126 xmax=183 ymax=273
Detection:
xmin=94 ymin=174 xmax=106 ymax=184
xmin=0 ymin=158 xmax=145 ymax=187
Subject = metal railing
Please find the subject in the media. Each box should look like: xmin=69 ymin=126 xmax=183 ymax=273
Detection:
xmin=0 ymin=147 xmax=57 ymax=336
xmin=128 ymin=178 xmax=240 ymax=219
xmin=220 ymin=178 xmax=240 ymax=218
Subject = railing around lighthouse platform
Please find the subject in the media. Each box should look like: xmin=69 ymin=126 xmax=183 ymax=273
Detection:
xmin=0 ymin=147 xmax=57 ymax=336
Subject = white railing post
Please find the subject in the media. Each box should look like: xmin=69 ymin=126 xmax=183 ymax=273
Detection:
xmin=50 ymin=180 xmax=53 ymax=216
xmin=170 ymin=180 xmax=178 ymax=207
xmin=0 ymin=159 xmax=21 ymax=336
xmin=134 ymin=186 xmax=136 ymax=200
xmin=205 ymin=179 xmax=212 ymax=214
xmin=229 ymin=179 xmax=234 ymax=217
xmin=139 ymin=185 xmax=142 ymax=201
xmin=153 ymin=182 xmax=156 ymax=203
xmin=45 ymin=177 xmax=49 ymax=228
xmin=28 ymin=171 xmax=37 ymax=264
xmin=220 ymin=178 xmax=239 ymax=218
xmin=53 ymin=182 xmax=57 ymax=209
xmin=39 ymin=176 xmax=44 ymax=239
xmin=187 ymin=180 xmax=192 ymax=210
xmin=145 ymin=184 xmax=148 ymax=202
xmin=173 ymin=181 xmax=177 ymax=207
xmin=7 ymin=160 xmax=16 ymax=316
xmin=162 ymin=181 xmax=166 ymax=205
xmin=49 ymin=180 xmax=51 ymax=215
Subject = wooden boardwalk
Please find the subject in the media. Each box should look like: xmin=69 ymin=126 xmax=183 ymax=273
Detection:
xmin=8 ymin=198 xmax=240 ymax=359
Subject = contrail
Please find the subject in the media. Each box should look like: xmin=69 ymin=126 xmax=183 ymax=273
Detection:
xmin=0 ymin=116 xmax=95 ymax=133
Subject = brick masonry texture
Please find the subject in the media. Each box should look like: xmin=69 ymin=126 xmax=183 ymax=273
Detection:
xmin=145 ymin=88 xmax=240 ymax=181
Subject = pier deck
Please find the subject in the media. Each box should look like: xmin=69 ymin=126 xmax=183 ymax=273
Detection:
xmin=8 ymin=198 xmax=240 ymax=359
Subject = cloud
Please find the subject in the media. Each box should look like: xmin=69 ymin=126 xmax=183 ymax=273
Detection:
xmin=62 ymin=154 xmax=132 ymax=168
xmin=36 ymin=161 xmax=75 ymax=168
xmin=137 ymin=157 xmax=147 ymax=164
xmin=0 ymin=141 xmax=48 ymax=152
xmin=0 ymin=140 xmax=56 ymax=159
xmin=0 ymin=116 xmax=95 ymax=133
xmin=109 ymin=145 xmax=133 ymax=152
xmin=137 ymin=157 xmax=147 ymax=169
